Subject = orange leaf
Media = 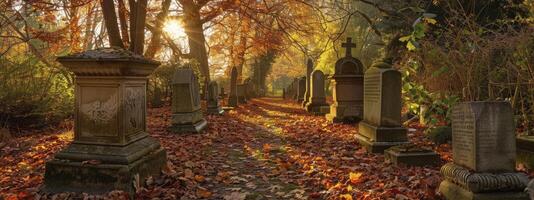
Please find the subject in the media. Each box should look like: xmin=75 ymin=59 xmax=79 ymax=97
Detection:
xmin=339 ymin=194 xmax=353 ymax=200
xmin=349 ymin=172 xmax=363 ymax=184
xmin=197 ymin=187 xmax=212 ymax=198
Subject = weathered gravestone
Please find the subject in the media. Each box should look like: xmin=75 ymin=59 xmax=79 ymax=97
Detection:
xmin=325 ymin=37 xmax=364 ymax=123
xmin=151 ymin=86 xmax=164 ymax=108
xmin=228 ymin=67 xmax=239 ymax=107
xmin=297 ymin=77 xmax=306 ymax=103
xmin=305 ymin=70 xmax=329 ymax=115
xmin=439 ymin=101 xmax=529 ymax=200
xmin=282 ymin=88 xmax=286 ymax=99
xmin=170 ymin=68 xmax=207 ymax=133
xmin=302 ymin=59 xmax=313 ymax=107
xmin=244 ymin=78 xmax=255 ymax=99
xmin=207 ymin=81 xmax=224 ymax=115
xmin=220 ymin=87 xmax=226 ymax=98
xmin=356 ymin=60 xmax=409 ymax=153
xmin=44 ymin=48 xmax=167 ymax=195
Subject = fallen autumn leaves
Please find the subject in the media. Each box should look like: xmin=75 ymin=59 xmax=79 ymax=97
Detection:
xmin=0 ymin=97 xmax=465 ymax=199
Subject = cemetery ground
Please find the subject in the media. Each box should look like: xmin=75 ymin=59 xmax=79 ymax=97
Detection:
xmin=1 ymin=97 xmax=529 ymax=200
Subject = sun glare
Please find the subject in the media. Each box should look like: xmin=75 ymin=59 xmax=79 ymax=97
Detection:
xmin=163 ymin=20 xmax=187 ymax=38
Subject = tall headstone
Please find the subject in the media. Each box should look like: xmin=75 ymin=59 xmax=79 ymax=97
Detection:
xmin=170 ymin=68 xmax=207 ymax=133
xmin=228 ymin=67 xmax=238 ymax=107
xmin=305 ymin=70 xmax=329 ymax=114
xmin=297 ymin=77 xmax=306 ymax=103
xmin=325 ymin=37 xmax=364 ymax=123
xmin=207 ymin=81 xmax=224 ymax=115
xmin=356 ymin=60 xmax=409 ymax=153
xmin=302 ymin=59 xmax=313 ymax=107
xmin=439 ymin=101 xmax=529 ymax=200
xmin=44 ymin=48 xmax=167 ymax=195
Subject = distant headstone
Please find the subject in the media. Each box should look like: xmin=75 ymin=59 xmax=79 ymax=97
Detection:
xmin=325 ymin=37 xmax=364 ymax=123
xmin=439 ymin=101 xmax=529 ymax=200
xmin=207 ymin=81 xmax=224 ymax=115
xmin=356 ymin=60 xmax=409 ymax=153
xmin=302 ymin=59 xmax=313 ymax=107
xmin=228 ymin=67 xmax=238 ymax=107
xmin=44 ymin=48 xmax=167 ymax=195
xmin=282 ymin=88 xmax=286 ymax=99
xmin=297 ymin=77 xmax=306 ymax=103
xmin=305 ymin=70 xmax=329 ymax=114
xmin=151 ymin=86 xmax=164 ymax=108
xmin=220 ymin=86 xmax=226 ymax=98
xmin=292 ymin=78 xmax=299 ymax=100
xmin=237 ymin=84 xmax=247 ymax=103
xmin=170 ymin=68 xmax=207 ymax=133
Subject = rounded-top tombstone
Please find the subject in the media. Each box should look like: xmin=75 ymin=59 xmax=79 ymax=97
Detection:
xmin=326 ymin=37 xmax=365 ymax=123
xmin=171 ymin=68 xmax=207 ymax=133
xmin=228 ymin=67 xmax=239 ymax=107
xmin=305 ymin=70 xmax=329 ymax=114
xmin=44 ymin=47 xmax=167 ymax=195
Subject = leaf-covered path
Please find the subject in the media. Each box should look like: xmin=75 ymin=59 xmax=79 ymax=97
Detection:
xmin=1 ymin=97 xmax=450 ymax=200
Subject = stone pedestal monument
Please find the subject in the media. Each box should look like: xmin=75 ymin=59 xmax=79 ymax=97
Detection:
xmin=302 ymin=59 xmax=313 ymax=107
xmin=297 ymin=77 xmax=306 ymax=103
xmin=305 ymin=70 xmax=329 ymax=114
xmin=170 ymin=68 xmax=207 ymax=133
xmin=44 ymin=48 xmax=167 ymax=195
xmin=356 ymin=60 xmax=409 ymax=153
xmin=207 ymin=81 xmax=224 ymax=115
xmin=325 ymin=37 xmax=364 ymax=123
xmin=228 ymin=67 xmax=238 ymax=107
xmin=439 ymin=101 xmax=529 ymax=200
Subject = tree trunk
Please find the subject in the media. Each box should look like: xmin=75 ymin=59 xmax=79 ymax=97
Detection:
xmin=101 ymin=0 xmax=124 ymax=48
xmin=183 ymin=3 xmax=210 ymax=91
xmin=117 ymin=0 xmax=130 ymax=48
xmin=129 ymin=0 xmax=148 ymax=55
xmin=144 ymin=0 xmax=171 ymax=58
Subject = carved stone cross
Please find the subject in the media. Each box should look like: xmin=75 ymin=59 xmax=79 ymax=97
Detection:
xmin=342 ymin=37 xmax=356 ymax=57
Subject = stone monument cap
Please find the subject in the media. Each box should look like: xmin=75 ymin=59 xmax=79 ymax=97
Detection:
xmin=57 ymin=47 xmax=160 ymax=64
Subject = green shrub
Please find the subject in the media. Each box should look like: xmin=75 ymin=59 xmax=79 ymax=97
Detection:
xmin=426 ymin=126 xmax=452 ymax=145
xmin=0 ymin=57 xmax=73 ymax=129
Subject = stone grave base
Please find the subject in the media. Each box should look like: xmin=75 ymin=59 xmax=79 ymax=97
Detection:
xmin=326 ymin=105 xmax=361 ymax=123
xmin=356 ymin=121 xmax=408 ymax=153
xmin=228 ymin=96 xmax=238 ymax=107
xmin=384 ymin=145 xmax=440 ymax=167
xmin=43 ymin=136 xmax=167 ymax=195
xmin=238 ymin=96 xmax=247 ymax=104
xmin=517 ymin=135 xmax=534 ymax=152
xmin=319 ymin=106 xmax=330 ymax=115
xmin=171 ymin=119 xmax=207 ymax=133
xmin=356 ymin=134 xmax=409 ymax=153
xmin=439 ymin=180 xmax=529 ymax=200
xmin=207 ymin=106 xmax=224 ymax=115
xmin=305 ymin=102 xmax=328 ymax=115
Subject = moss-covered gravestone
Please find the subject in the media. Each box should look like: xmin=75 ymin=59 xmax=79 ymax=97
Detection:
xmin=439 ymin=101 xmax=529 ymax=200
xmin=356 ymin=60 xmax=409 ymax=153
xmin=44 ymin=47 xmax=167 ymax=195
xmin=228 ymin=67 xmax=238 ymax=107
xmin=170 ymin=68 xmax=207 ymax=133
xmin=292 ymin=78 xmax=299 ymax=100
xmin=297 ymin=77 xmax=306 ymax=103
xmin=207 ymin=81 xmax=224 ymax=115
xmin=325 ymin=37 xmax=364 ymax=123
xmin=305 ymin=70 xmax=329 ymax=114
xmin=302 ymin=59 xmax=313 ymax=107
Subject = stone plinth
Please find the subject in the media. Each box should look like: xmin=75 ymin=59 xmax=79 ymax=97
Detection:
xmin=207 ymin=81 xmax=224 ymax=115
xmin=439 ymin=101 xmax=529 ymax=200
xmin=356 ymin=61 xmax=408 ymax=153
xmin=44 ymin=47 xmax=167 ymax=195
xmin=170 ymin=68 xmax=207 ymax=133
xmin=305 ymin=70 xmax=328 ymax=114
xmin=325 ymin=38 xmax=364 ymax=123
xmin=384 ymin=144 xmax=440 ymax=167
